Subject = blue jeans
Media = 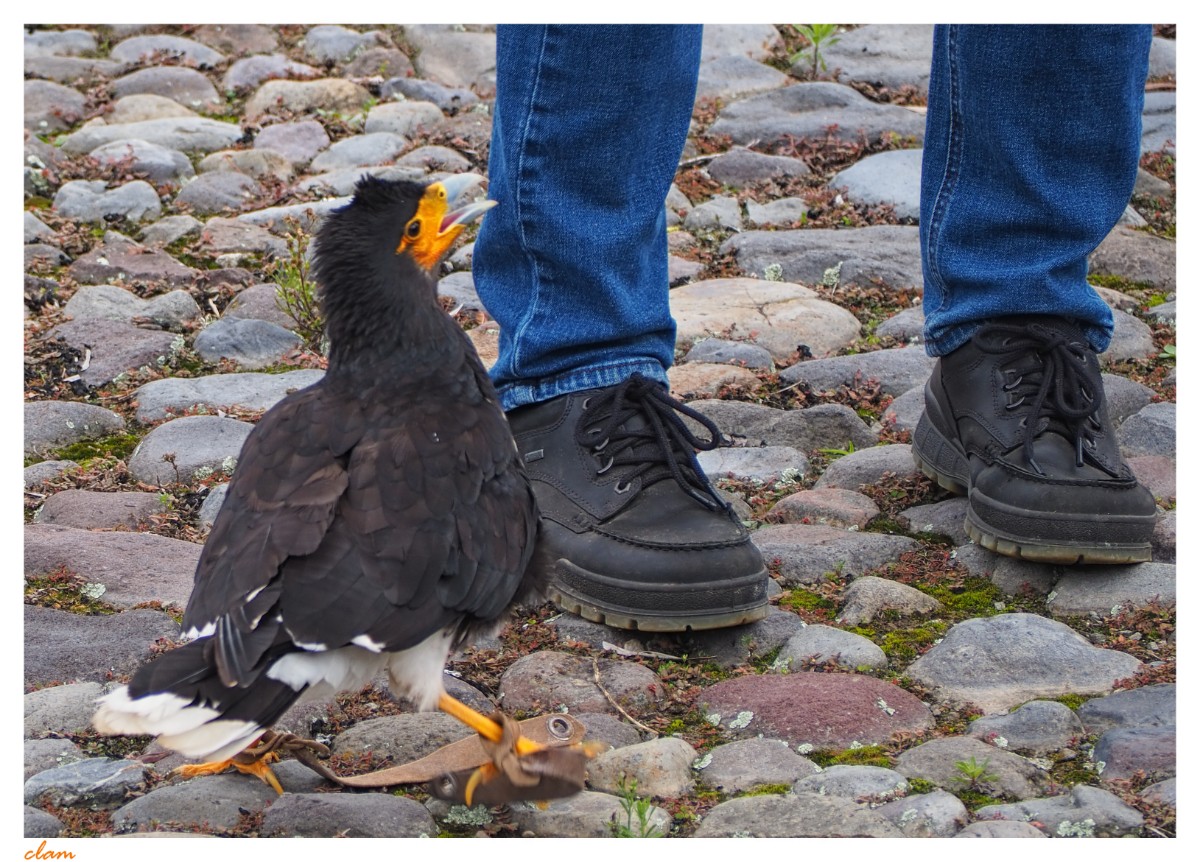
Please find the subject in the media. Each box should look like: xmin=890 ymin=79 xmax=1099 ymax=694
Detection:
xmin=474 ymin=25 xmax=1151 ymax=410
xmin=921 ymin=24 xmax=1152 ymax=355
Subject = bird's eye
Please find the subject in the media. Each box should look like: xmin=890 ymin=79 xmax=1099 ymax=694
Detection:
xmin=406 ymin=220 xmax=421 ymax=239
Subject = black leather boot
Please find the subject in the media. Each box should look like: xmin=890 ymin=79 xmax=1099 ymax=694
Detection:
xmin=913 ymin=316 xmax=1157 ymax=563
xmin=506 ymin=373 xmax=768 ymax=631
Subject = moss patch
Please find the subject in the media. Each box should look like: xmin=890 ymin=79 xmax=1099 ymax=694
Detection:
xmin=809 ymin=744 xmax=892 ymax=768
xmin=33 ymin=431 xmax=142 ymax=468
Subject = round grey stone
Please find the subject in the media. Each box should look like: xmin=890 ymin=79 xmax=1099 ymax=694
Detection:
xmin=694 ymin=793 xmax=902 ymax=837
xmin=24 ymin=682 xmax=105 ymax=737
xmin=310 ymin=132 xmax=409 ymax=172
xmin=709 ymin=82 xmax=926 ymax=150
xmin=974 ymin=784 xmax=1144 ymax=837
xmin=301 ymin=24 xmax=389 ymax=64
xmin=109 ymin=94 xmax=197 ymax=124
xmin=223 ymin=55 xmax=320 ymax=91
xmin=725 ymin=224 xmax=923 ymax=292
xmin=331 ymin=712 xmax=471 ymax=762
xmin=24 ymin=400 xmax=126 ymax=457
xmin=1048 ymin=561 xmax=1175 ymax=615
xmin=198 ymin=218 xmax=289 ymax=258
xmin=968 ymin=700 xmax=1085 ymax=755
xmin=956 ymin=820 xmax=1048 ymax=837
xmin=25 ymin=244 xmax=71 ymax=268
xmin=498 ymin=650 xmax=663 ymax=715
xmin=110 ymin=34 xmax=225 ymax=68
xmin=192 ymin=24 xmax=279 ymax=56
xmin=363 ymin=100 xmax=445 ymax=137
xmin=133 ymin=369 xmax=323 ymax=422
xmin=109 ymin=67 xmax=223 ymax=112
xmin=89 ymin=139 xmax=195 ymax=184
xmin=705 ymin=147 xmax=811 ymax=188
xmin=777 ymin=623 xmax=888 ymax=671
xmin=794 ymin=764 xmax=909 ymax=800
xmin=140 ymin=214 xmax=202 ymax=247
xmin=751 ymin=524 xmax=918 ymax=587
xmin=875 ymin=305 xmax=926 ymax=342
xmin=64 ymin=284 xmax=201 ymax=329
xmin=111 ymin=773 xmax=277 ymax=832
xmin=25 ymin=28 xmax=98 ymax=57
xmin=832 ymin=148 xmax=923 ymax=220
xmin=1076 ymin=683 xmax=1175 ymax=735
xmin=244 ymin=78 xmax=372 ymax=121
xmin=1092 ymin=725 xmax=1175 ymax=782
xmin=296 ymin=164 xmax=426 ymax=197
xmin=46 ymin=318 xmax=181 ymax=387
xmin=25 ymin=739 xmax=86 ymax=782
xmin=700 ymin=23 xmax=781 ymax=62
xmin=782 ymin=346 xmax=936 ymax=398
xmin=25 ymin=757 xmax=149 ymax=809
xmin=53 ymin=179 xmax=162 ymax=223
xmin=950 ymin=543 xmax=1058 ymax=596
xmin=574 ymin=713 xmax=643 ymax=752
xmin=67 ymin=240 xmax=197 ymax=287
xmin=875 ymin=790 xmax=968 ymax=837
xmin=684 ymin=338 xmax=775 ymax=370
xmin=24 ymin=806 xmax=64 ymax=839
xmin=684 ymin=195 xmax=743 ymax=232
xmin=382 ymin=78 xmax=477 ymax=114
xmin=175 ymin=171 xmax=263 ymax=215
xmin=437 ymin=271 xmax=483 ymax=313
xmin=509 ymin=790 xmax=670 ymax=838
xmin=197 ymin=483 xmax=229 ymax=531
xmin=25 ymin=55 xmax=126 ymax=84
xmin=223 ymin=282 xmax=297 ymax=328
xmin=895 ymin=735 xmax=1050 ymax=800
xmin=838 ymin=575 xmax=942 ymax=625
xmin=193 ymin=317 xmax=303 ymax=369
xmin=24 ymin=212 xmax=55 ymax=245
xmin=1090 ymin=226 xmax=1176 ymax=292
xmin=403 ymin=25 xmax=495 ymax=89
xmin=697 ymin=54 xmax=791 ymax=104
xmin=696 ymin=738 xmax=819 ymax=793
xmin=395 ymin=144 xmax=473 ymax=173
xmin=34 ymin=489 xmax=168 ymax=529
xmin=1117 ymin=401 xmax=1175 ymax=458
xmin=744 ymin=196 xmax=813 ymax=228
xmin=697 ymin=445 xmax=808 ymax=484
xmin=814 ymin=443 xmax=921 ymax=490
xmin=253 ymin=120 xmax=330 ymax=167
xmin=685 ymin=399 xmax=877 ymax=453
xmin=822 ymin=24 xmax=935 ymax=95
xmin=262 ymin=792 xmax=436 ymax=837
xmin=585 ymin=736 xmax=697 ymax=799
xmin=128 ymin=415 xmax=252 ymax=484
xmin=685 ymin=607 xmax=806 ymax=669
xmin=768 ymin=487 xmax=880 ymax=529
xmin=345 ymin=47 xmax=415 ymax=78
xmin=24 ymin=605 xmax=180 ymax=690
xmin=1140 ymin=777 xmax=1176 ymax=807
xmin=24 ymin=79 xmax=86 ymax=132
xmin=199 ymin=149 xmax=295 ymax=183
xmin=896 ymin=497 xmax=970 ymax=544
xmin=905 ymin=613 xmax=1143 ymax=714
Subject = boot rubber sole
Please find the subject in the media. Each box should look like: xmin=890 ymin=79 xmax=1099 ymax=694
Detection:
xmin=547 ymin=560 xmax=770 ymax=632
xmin=912 ymin=413 xmax=1153 ymax=565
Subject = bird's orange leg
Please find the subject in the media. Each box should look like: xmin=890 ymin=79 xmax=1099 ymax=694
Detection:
xmin=173 ymin=732 xmax=329 ymax=795
xmin=437 ymin=693 xmax=547 ymax=804
xmin=437 ymin=693 xmax=545 ymax=756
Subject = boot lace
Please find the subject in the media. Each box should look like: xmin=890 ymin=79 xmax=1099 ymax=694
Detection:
xmin=973 ymin=321 xmax=1105 ymax=475
xmin=574 ymin=373 xmax=726 ymax=511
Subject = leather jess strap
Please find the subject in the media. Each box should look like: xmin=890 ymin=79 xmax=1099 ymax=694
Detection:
xmin=293 ymin=713 xmax=591 ymax=803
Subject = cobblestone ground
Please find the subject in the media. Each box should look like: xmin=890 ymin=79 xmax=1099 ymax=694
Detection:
xmin=23 ymin=24 xmax=1176 ymax=839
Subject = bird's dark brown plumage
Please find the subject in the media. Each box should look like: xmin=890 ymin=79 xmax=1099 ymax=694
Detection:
xmin=98 ymin=176 xmax=545 ymax=757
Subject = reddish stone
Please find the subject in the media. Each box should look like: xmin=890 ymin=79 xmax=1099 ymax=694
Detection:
xmin=700 ymin=672 xmax=933 ymax=749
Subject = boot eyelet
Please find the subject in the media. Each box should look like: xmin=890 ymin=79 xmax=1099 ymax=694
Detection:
xmin=593 ymin=437 xmax=609 ymax=452
xmin=596 ymin=455 xmax=614 ymax=475
xmin=581 ymin=396 xmax=592 ymax=410
xmin=614 ymin=479 xmax=632 ymax=494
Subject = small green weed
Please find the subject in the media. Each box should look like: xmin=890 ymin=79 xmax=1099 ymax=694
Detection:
xmin=610 ymin=775 xmax=663 ymax=838
xmin=952 ymin=756 xmax=999 ymax=791
xmin=267 ymin=218 xmax=325 ymax=354
xmin=791 ymin=24 xmax=841 ymax=79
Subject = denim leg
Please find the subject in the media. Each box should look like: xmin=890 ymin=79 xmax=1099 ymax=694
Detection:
xmin=921 ymin=25 xmax=1152 ymax=356
xmin=474 ymin=25 xmax=702 ymax=411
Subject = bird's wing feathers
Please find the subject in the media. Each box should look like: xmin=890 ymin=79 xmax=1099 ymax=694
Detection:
xmin=182 ymin=375 xmax=536 ymax=687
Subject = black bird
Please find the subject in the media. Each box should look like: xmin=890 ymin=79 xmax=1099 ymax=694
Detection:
xmin=94 ymin=174 xmax=556 ymax=800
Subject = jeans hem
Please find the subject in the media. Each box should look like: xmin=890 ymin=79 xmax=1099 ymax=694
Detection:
xmin=497 ymin=359 xmax=669 ymax=412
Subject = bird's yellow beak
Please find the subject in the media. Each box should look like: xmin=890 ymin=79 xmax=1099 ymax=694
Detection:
xmin=399 ymin=173 xmax=497 ymax=272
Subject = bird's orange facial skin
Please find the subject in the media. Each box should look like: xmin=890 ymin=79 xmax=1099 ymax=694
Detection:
xmin=396 ymin=183 xmax=465 ymax=272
